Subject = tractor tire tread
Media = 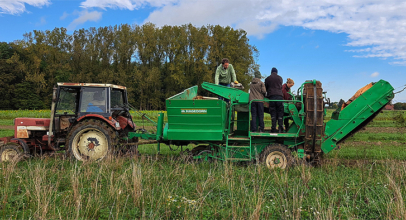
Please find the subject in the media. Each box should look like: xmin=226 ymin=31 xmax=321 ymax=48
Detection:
xmin=66 ymin=119 xmax=117 ymax=161
xmin=259 ymin=143 xmax=293 ymax=169
xmin=0 ymin=143 xmax=26 ymax=163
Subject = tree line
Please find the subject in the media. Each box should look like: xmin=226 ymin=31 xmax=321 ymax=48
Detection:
xmin=394 ymin=102 xmax=406 ymax=110
xmin=0 ymin=23 xmax=259 ymax=110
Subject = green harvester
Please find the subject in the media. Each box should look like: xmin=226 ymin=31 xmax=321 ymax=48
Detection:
xmin=129 ymin=80 xmax=394 ymax=168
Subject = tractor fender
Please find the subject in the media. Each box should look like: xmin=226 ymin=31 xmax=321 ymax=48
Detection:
xmin=76 ymin=114 xmax=120 ymax=130
xmin=116 ymin=116 xmax=136 ymax=130
xmin=10 ymin=138 xmax=30 ymax=154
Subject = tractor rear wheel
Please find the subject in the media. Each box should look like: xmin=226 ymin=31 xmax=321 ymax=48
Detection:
xmin=66 ymin=120 xmax=117 ymax=161
xmin=260 ymin=144 xmax=293 ymax=169
xmin=0 ymin=143 xmax=25 ymax=163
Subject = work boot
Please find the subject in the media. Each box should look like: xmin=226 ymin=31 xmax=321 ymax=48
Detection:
xmin=271 ymin=117 xmax=277 ymax=133
xmin=277 ymin=118 xmax=284 ymax=133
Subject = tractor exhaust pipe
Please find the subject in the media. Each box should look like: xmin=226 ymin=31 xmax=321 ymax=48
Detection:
xmin=48 ymin=86 xmax=57 ymax=150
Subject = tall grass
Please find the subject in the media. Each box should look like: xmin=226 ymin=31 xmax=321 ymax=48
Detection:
xmin=1 ymin=156 xmax=405 ymax=219
xmin=0 ymin=110 xmax=405 ymax=218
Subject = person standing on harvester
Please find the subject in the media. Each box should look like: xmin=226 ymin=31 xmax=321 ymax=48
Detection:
xmin=265 ymin=67 xmax=284 ymax=133
xmin=249 ymin=71 xmax=266 ymax=132
xmin=215 ymin=58 xmax=238 ymax=101
xmin=282 ymin=78 xmax=294 ymax=132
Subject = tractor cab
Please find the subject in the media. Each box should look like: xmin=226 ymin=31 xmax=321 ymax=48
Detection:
xmin=55 ymin=83 xmax=128 ymax=117
xmin=52 ymin=83 xmax=135 ymax=138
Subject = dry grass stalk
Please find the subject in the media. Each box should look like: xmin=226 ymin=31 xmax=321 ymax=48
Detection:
xmin=132 ymin=163 xmax=142 ymax=205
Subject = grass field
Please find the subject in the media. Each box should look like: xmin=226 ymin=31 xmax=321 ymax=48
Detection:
xmin=0 ymin=110 xmax=405 ymax=219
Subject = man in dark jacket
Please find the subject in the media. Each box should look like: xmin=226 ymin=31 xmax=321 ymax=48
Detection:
xmin=249 ymin=71 xmax=266 ymax=132
xmin=265 ymin=67 xmax=284 ymax=133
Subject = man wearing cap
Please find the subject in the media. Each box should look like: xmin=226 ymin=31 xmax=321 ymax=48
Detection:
xmin=215 ymin=58 xmax=238 ymax=101
xmin=265 ymin=67 xmax=284 ymax=133
xmin=249 ymin=71 xmax=266 ymax=132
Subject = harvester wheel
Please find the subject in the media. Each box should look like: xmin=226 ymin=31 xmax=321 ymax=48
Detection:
xmin=0 ymin=143 xmax=25 ymax=163
xmin=66 ymin=119 xmax=117 ymax=161
xmin=260 ymin=144 xmax=293 ymax=169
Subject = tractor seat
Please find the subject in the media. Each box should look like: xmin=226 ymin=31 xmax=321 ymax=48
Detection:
xmin=86 ymin=103 xmax=105 ymax=112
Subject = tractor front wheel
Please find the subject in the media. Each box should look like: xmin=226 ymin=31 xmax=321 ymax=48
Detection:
xmin=0 ymin=143 xmax=25 ymax=163
xmin=260 ymin=144 xmax=293 ymax=169
xmin=66 ymin=120 xmax=116 ymax=161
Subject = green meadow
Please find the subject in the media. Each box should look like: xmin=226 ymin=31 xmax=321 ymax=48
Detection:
xmin=0 ymin=110 xmax=405 ymax=219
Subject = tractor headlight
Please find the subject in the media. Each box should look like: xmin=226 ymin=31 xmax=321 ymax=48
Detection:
xmin=115 ymin=122 xmax=120 ymax=128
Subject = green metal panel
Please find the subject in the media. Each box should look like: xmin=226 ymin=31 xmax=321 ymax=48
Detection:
xmin=322 ymin=80 xmax=394 ymax=153
xmin=202 ymin=82 xmax=249 ymax=104
xmin=165 ymin=99 xmax=227 ymax=141
xmin=168 ymin=86 xmax=198 ymax=100
xmin=236 ymin=111 xmax=249 ymax=135
xmin=163 ymin=123 xmax=169 ymax=141
xmin=287 ymin=103 xmax=303 ymax=133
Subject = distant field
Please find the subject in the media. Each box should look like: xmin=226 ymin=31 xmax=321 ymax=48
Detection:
xmin=0 ymin=110 xmax=405 ymax=219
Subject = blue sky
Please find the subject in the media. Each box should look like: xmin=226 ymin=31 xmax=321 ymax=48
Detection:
xmin=1 ymin=0 xmax=405 ymax=102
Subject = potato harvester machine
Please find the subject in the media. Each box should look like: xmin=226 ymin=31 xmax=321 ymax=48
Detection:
xmin=129 ymin=80 xmax=394 ymax=168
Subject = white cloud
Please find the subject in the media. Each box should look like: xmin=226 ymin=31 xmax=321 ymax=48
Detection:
xmin=0 ymin=0 xmax=49 ymax=14
xmin=67 ymin=10 xmax=102 ymax=31
xmin=390 ymin=60 xmax=406 ymax=66
xmin=60 ymin=11 xmax=69 ymax=20
xmin=370 ymin=72 xmax=379 ymax=77
xmin=80 ymin=0 xmax=176 ymax=10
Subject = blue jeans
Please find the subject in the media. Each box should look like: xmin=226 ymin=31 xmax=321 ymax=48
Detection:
xmin=218 ymin=83 xmax=230 ymax=102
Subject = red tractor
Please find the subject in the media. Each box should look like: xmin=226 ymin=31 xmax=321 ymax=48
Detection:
xmin=0 ymin=83 xmax=137 ymax=162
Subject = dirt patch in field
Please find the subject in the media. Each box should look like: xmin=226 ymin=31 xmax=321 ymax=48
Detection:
xmin=0 ymin=125 xmax=14 ymax=130
xmin=360 ymin=127 xmax=406 ymax=133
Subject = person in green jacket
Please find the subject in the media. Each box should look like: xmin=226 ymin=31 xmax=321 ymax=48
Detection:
xmin=215 ymin=58 xmax=238 ymax=101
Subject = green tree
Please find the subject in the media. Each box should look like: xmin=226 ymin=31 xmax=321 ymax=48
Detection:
xmin=394 ymin=102 xmax=406 ymax=110
xmin=1 ymin=23 xmax=258 ymax=110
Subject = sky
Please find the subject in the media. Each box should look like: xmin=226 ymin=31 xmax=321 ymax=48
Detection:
xmin=0 ymin=0 xmax=405 ymax=102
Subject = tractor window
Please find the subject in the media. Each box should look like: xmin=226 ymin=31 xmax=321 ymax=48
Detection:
xmin=111 ymin=89 xmax=125 ymax=107
xmin=80 ymin=87 xmax=107 ymax=113
xmin=56 ymin=87 xmax=79 ymax=115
